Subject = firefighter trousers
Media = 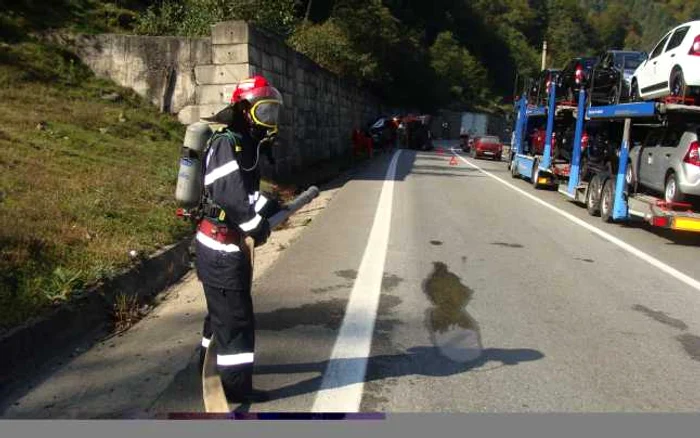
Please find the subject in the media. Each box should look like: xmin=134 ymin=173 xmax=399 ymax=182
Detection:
xmin=198 ymin=274 xmax=255 ymax=399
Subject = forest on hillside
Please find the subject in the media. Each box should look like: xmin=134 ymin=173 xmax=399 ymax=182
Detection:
xmin=3 ymin=1 xmax=700 ymax=112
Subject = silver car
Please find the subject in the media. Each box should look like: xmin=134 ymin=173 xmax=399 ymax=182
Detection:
xmin=627 ymin=124 xmax=700 ymax=202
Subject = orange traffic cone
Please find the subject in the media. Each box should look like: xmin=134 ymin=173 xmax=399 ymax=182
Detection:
xmin=449 ymin=156 xmax=458 ymax=166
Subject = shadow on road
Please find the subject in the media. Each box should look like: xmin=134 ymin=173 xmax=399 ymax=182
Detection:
xmin=410 ymin=171 xmax=485 ymax=178
xmin=411 ymin=164 xmax=480 ymax=173
xmin=615 ymin=221 xmax=700 ymax=247
xmin=314 ymin=147 xmax=419 ymax=191
xmin=253 ymin=345 xmax=544 ymax=403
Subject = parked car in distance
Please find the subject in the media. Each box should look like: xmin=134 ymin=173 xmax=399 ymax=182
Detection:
xmin=528 ymin=69 xmax=561 ymax=107
xmin=368 ymin=116 xmax=392 ymax=149
xmin=556 ymin=56 xmax=599 ymax=103
xmin=627 ymin=123 xmax=700 ymax=202
xmin=460 ymin=132 xmax=471 ymax=152
xmin=589 ymin=50 xmax=647 ymax=105
xmin=630 ymin=20 xmax=700 ymax=102
xmin=470 ymin=135 xmax=503 ymax=161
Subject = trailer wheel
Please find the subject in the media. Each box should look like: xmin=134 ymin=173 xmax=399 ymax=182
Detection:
xmin=586 ymin=175 xmax=601 ymax=216
xmin=600 ymin=178 xmax=615 ymax=223
xmin=511 ymin=157 xmax=519 ymax=178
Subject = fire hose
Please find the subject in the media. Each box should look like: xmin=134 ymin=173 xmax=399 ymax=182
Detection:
xmin=202 ymin=186 xmax=320 ymax=412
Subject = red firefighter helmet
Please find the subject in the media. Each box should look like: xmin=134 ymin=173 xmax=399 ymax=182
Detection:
xmin=203 ymin=75 xmax=283 ymax=131
xmin=230 ymin=75 xmax=283 ymax=132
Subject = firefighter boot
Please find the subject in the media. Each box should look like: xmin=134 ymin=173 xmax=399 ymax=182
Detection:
xmin=221 ymin=366 xmax=270 ymax=403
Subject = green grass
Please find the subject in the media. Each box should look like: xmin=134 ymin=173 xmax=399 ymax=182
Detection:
xmin=0 ymin=40 xmax=191 ymax=330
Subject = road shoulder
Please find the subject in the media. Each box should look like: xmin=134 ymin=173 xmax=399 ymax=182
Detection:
xmin=1 ymin=162 xmax=354 ymax=419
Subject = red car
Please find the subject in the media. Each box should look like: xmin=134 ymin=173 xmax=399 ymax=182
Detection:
xmin=470 ymin=135 xmax=503 ymax=160
xmin=529 ymin=128 xmax=557 ymax=156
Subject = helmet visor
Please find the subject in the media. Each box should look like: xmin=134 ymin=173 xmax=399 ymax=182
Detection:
xmin=251 ymin=99 xmax=282 ymax=129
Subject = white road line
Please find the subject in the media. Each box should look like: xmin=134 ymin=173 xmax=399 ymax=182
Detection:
xmin=450 ymin=148 xmax=700 ymax=293
xmin=311 ymin=150 xmax=402 ymax=413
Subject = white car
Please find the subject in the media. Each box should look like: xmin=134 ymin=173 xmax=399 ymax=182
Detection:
xmin=630 ymin=20 xmax=700 ymax=101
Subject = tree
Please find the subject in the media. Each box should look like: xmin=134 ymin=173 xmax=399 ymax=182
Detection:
xmin=593 ymin=2 xmax=633 ymax=50
xmin=288 ymin=20 xmax=369 ymax=81
xmin=429 ymin=31 xmax=489 ymax=107
xmin=135 ymin=0 xmax=301 ymax=37
xmin=545 ymin=0 xmax=599 ymax=67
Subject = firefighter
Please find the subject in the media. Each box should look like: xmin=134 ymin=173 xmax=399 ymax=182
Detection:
xmin=195 ymin=76 xmax=283 ymax=403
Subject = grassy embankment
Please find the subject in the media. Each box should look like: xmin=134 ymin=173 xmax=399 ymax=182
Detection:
xmin=0 ymin=38 xmax=195 ymax=330
xmin=0 ymin=1 xmax=368 ymax=332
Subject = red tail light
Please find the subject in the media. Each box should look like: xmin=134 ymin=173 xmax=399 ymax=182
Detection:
xmin=683 ymin=140 xmax=700 ymax=166
xmin=575 ymin=64 xmax=583 ymax=85
xmin=689 ymin=35 xmax=700 ymax=56
xmin=653 ymin=216 xmax=669 ymax=227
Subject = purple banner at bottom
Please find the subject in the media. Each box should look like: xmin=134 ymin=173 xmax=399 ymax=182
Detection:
xmin=166 ymin=412 xmax=386 ymax=420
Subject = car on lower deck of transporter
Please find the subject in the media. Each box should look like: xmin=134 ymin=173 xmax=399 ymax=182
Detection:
xmin=627 ymin=122 xmax=700 ymax=203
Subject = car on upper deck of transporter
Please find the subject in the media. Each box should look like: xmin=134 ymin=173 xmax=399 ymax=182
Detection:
xmin=527 ymin=68 xmax=561 ymax=107
xmin=556 ymin=56 xmax=599 ymax=104
xmin=630 ymin=20 xmax=700 ymax=102
xmin=589 ymin=50 xmax=647 ymax=105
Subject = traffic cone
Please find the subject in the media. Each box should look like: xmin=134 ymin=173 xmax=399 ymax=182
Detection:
xmin=449 ymin=156 xmax=458 ymax=166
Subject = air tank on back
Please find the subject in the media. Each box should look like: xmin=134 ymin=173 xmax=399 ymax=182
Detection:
xmin=175 ymin=122 xmax=213 ymax=208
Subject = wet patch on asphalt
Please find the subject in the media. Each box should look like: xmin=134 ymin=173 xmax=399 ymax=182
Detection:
xmin=264 ymin=272 xmax=403 ymax=329
xmin=362 ymin=292 xmax=405 ymax=412
xmin=381 ymin=274 xmax=404 ymax=292
xmin=310 ymin=284 xmax=350 ymax=294
xmin=375 ymin=294 xmax=403 ymax=335
xmin=334 ymin=269 xmax=358 ymax=280
xmin=632 ymin=305 xmax=688 ymax=331
xmin=318 ymin=270 xmax=403 ymax=293
xmin=256 ymin=298 xmax=348 ymax=331
xmin=422 ymin=262 xmax=482 ymax=363
xmin=491 ymin=242 xmax=524 ymax=248
xmin=574 ymin=257 xmax=595 ymax=263
xmin=377 ymin=294 xmax=403 ymax=315
xmin=676 ymin=334 xmax=700 ymax=361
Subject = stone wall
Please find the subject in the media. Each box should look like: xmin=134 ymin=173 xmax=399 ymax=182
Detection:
xmin=236 ymin=22 xmax=402 ymax=177
xmin=69 ymin=33 xmax=212 ymax=114
xmin=68 ymin=21 xmax=405 ymax=179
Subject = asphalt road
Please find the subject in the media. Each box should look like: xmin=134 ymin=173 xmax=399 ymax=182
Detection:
xmin=149 ymin=140 xmax=700 ymax=414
